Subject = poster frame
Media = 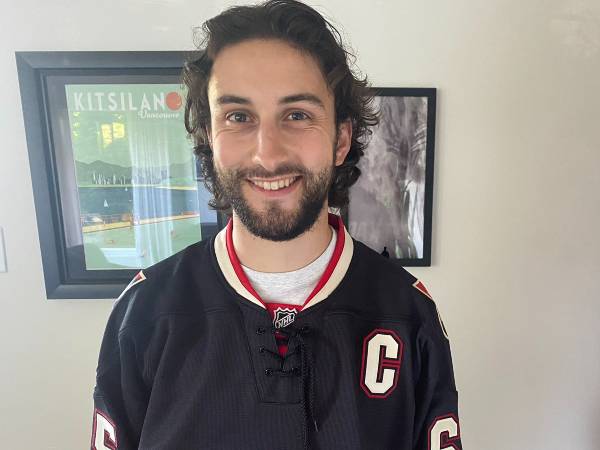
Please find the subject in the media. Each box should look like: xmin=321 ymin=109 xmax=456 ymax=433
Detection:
xmin=345 ymin=87 xmax=436 ymax=267
xmin=15 ymin=50 xmax=225 ymax=299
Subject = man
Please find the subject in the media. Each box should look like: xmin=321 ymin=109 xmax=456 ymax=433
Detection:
xmin=92 ymin=1 xmax=462 ymax=449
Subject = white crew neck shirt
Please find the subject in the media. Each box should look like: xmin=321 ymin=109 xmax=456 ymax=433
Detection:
xmin=241 ymin=226 xmax=337 ymax=305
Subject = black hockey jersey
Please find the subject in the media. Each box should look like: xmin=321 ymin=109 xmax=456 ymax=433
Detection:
xmin=92 ymin=214 xmax=462 ymax=450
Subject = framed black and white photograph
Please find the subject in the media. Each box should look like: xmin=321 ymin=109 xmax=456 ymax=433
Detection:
xmin=347 ymin=88 xmax=436 ymax=266
xmin=16 ymin=51 xmax=225 ymax=299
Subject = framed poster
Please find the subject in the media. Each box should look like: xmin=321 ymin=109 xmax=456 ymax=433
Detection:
xmin=347 ymin=88 xmax=436 ymax=266
xmin=16 ymin=51 xmax=225 ymax=299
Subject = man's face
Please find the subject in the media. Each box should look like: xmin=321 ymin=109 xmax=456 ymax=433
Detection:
xmin=207 ymin=38 xmax=351 ymax=241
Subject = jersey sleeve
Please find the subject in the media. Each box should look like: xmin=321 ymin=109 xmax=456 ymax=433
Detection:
xmin=412 ymin=309 xmax=463 ymax=450
xmin=91 ymin=276 xmax=149 ymax=450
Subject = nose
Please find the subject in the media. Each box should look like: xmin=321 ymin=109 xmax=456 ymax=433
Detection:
xmin=252 ymin=120 xmax=289 ymax=173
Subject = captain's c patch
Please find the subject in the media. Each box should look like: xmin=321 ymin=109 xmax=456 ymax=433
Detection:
xmin=360 ymin=329 xmax=404 ymax=398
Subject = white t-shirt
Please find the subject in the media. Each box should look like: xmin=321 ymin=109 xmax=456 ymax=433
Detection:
xmin=241 ymin=227 xmax=337 ymax=305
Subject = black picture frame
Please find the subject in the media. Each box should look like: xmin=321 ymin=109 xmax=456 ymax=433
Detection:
xmin=16 ymin=51 xmax=226 ymax=299
xmin=346 ymin=88 xmax=436 ymax=266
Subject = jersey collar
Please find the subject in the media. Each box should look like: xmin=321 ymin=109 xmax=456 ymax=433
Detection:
xmin=214 ymin=213 xmax=354 ymax=311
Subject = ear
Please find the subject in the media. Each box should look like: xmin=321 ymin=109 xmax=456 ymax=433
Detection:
xmin=334 ymin=119 xmax=352 ymax=166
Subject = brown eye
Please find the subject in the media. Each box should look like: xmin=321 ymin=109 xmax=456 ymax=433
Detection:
xmin=288 ymin=111 xmax=308 ymax=121
xmin=227 ymin=112 xmax=249 ymax=122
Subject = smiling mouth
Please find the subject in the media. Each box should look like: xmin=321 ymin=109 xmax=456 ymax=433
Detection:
xmin=247 ymin=176 xmax=300 ymax=191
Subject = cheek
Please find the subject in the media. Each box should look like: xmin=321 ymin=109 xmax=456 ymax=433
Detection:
xmin=291 ymin=130 xmax=335 ymax=166
xmin=212 ymin=134 xmax=248 ymax=170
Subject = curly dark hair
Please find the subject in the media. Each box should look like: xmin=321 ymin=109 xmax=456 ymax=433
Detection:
xmin=183 ymin=0 xmax=379 ymax=212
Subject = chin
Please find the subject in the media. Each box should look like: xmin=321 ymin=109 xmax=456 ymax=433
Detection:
xmin=236 ymin=201 xmax=324 ymax=242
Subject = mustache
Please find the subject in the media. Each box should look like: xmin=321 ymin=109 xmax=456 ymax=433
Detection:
xmin=237 ymin=164 xmax=308 ymax=179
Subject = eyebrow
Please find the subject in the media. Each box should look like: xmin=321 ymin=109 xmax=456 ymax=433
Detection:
xmin=216 ymin=93 xmax=325 ymax=110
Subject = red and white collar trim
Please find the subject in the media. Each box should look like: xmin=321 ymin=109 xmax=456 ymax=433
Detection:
xmin=214 ymin=213 xmax=354 ymax=311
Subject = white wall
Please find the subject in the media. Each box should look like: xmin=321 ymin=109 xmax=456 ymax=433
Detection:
xmin=1 ymin=0 xmax=598 ymax=448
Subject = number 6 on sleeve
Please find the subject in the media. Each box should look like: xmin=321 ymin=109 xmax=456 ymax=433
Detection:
xmin=91 ymin=409 xmax=117 ymax=450
xmin=428 ymin=414 xmax=460 ymax=450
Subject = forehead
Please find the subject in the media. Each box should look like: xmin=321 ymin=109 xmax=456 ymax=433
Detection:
xmin=207 ymin=38 xmax=332 ymax=106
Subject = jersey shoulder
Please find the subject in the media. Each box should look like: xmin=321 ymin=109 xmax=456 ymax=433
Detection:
xmin=348 ymin=239 xmax=450 ymax=339
xmin=110 ymin=238 xmax=216 ymax=333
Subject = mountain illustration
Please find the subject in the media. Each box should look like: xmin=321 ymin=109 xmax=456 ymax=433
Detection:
xmin=76 ymin=159 xmax=197 ymax=186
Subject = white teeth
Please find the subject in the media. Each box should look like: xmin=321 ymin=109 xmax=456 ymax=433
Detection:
xmin=251 ymin=177 xmax=296 ymax=191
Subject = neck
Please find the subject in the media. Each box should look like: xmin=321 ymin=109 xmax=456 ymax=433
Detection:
xmin=231 ymin=206 xmax=332 ymax=273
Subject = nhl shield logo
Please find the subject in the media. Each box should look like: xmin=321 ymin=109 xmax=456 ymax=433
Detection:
xmin=273 ymin=308 xmax=297 ymax=329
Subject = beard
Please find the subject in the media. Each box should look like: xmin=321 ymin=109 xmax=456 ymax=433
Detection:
xmin=215 ymin=162 xmax=334 ymax=242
